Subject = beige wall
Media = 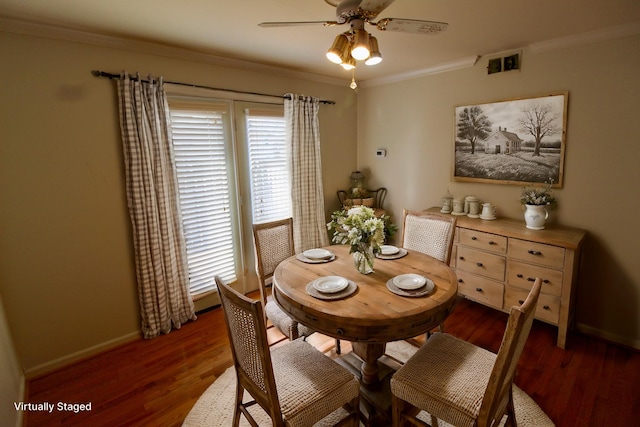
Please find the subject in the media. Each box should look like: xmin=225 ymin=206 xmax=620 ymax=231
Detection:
xmin=358 ymin=35 xmax=640 ymax=349
xmin=0 ymin=32 xmax=357 ymax=374
xmin=1 ymin=26 xmax=637 ymax=380
xmin=0 ymin=294 xmax=23 ymax=426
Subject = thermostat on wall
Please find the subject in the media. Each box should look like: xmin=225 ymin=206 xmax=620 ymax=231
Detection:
xmin=376 ymin=149 xmax=387 ymax=158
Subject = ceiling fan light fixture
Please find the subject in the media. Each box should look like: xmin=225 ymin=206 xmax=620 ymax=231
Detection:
xmin=365 ymin=36 xmax=382 ymax=65
xmin=340 ymin=56 xmax=356 ymax=70
xmin=326 ymin=33 xmax=348 ymax=64
xmin=351 ymin=29 xmax=370 ymax=61
xmin=365 ymin=52 xmax=382 ymax=66
xmin=339 ymin=38 xmax=353 ymax=62
xmin=260 ymin=3 xmax=450 ymax=75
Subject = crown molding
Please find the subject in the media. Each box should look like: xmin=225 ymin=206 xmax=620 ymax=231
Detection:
xmin=529 ymin=21 xmax=640 ymax=54
xmin=362 ymin=21 xmax=640 ymax=88
xmin=0 ymin=16 xmax=347 ymax=87
xmin=3 ymin=16 xmax=639 ymax=89
xmin=360 ymin=56 xmax=481 ymax=88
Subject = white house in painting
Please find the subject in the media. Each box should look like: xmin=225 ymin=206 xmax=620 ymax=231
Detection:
xmin=484 ymin=127 xmax=523 ymax=154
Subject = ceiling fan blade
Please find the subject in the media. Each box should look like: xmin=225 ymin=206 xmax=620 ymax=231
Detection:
xmin=258 ymin=21 xmax=340 ymax=28
xmin=358 ymin=0 xmax=397 ymax=19
xmin=375 ymin=18 xmax=448 ymax=34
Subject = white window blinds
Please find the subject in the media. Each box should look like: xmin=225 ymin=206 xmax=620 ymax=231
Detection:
xmin=245 ymin=109 xmax=291 ymax=224
xmin=169 ymin=101 xmax=238 ymax=295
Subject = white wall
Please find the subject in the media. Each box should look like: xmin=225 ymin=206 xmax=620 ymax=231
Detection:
xmin=358 ymin=35 xmax=640 ymax=348
xmin=0 ymin=30 xmax=357 ymax=375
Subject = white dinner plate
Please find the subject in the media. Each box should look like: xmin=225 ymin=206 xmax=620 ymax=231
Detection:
xmin=380 ymin=245 xmax=400 ymax=256
xmin=312 ymin=276 xmax=349 ymax=294
xmin=392 ymin=274 xmax=427 ymax=290
xmin=303 ymin=248 xmax=333 ymax=260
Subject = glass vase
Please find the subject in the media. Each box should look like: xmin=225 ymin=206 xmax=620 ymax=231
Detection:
xmin=353 ymin=243 xmax=375 ymax=274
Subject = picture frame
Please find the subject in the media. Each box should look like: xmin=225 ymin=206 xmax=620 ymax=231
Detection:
xmin=453 ymin=92 xmax=568 ymax=187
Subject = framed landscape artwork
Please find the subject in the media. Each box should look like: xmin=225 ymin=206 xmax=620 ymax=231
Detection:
xmin=453 ymin=92 xmax=568 ymax=187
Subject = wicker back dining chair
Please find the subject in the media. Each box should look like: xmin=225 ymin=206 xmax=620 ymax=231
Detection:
xmin=216 ymin=277 xmax=360 ymax=427
xmin=401 ymin=210 xmax=458 ymax=334
xmin=252 ymin=218 xmax=313 ymax=341
xmin=253 ymin=218 xmax=342 ymax=352
xmin=401 ymin=210 xmax=457 ymax=264
xmin=391 ymin=278 xmax=542 ymax=427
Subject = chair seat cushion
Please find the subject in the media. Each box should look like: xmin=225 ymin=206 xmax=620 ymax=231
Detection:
xmin=271 ymin=339 xmax=359 ymax=427
xmin=266 ymin=296 xmax=314 ymax=338
xmin=391 ymin=333 xmax=497 ymax=427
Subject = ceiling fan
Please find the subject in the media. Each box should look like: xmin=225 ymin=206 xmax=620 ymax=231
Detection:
xmin=259 ymin=0 xmax=448 ymax=70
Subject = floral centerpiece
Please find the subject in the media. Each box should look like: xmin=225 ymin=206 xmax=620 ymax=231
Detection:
xmin=520 ymin=179 xmax=556 ymax=230
xmin=520 ymin=179 xmax=557 ymax=207
xmin=327 ymin=206 xmax=385 ymax=274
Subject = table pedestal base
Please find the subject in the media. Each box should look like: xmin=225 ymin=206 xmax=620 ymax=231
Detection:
xmin=352 ymin=342 xmax=386 ymax=385
xmin=337 ymin=350 xmax=403 ymax=427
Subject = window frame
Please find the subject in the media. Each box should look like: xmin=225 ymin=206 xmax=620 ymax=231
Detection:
xmin=165 ymin=84 xmax=288 ymax=308
xmin=168 ymin=97 xmax=245 ymax=307
xmin=241 ymin=105 xmax=291 ymax=224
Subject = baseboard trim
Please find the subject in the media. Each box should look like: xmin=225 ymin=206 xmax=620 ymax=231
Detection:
xmin=575 ymin=322 xmax=640 ymax=351
xmin=24 ymin=331 xmax=141 ymax=379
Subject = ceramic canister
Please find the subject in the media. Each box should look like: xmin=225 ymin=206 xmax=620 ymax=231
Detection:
xmin=452 ymin=198 xmax=464 ymax=214
xmin=481 ymin=203 xmax=497 ymax=218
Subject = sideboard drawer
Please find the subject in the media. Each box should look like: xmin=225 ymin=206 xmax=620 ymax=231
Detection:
xmin=508 ymin=238 xmax=565 ymax=269
xmin=507 ymin=260 xmax=563 ymax=297
xmin=424 ymin=206 xmax=586 ymax=349
xmin=456 ymin=246 xmax=506 ymax=282
xmin=504 ymin=287 xmax=560 ymax=325
xmin=459 ymin=228 xmax=507 ymax=254
xmin=457 ymin=271 xmax=503 ymax=309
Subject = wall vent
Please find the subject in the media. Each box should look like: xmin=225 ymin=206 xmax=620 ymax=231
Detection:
xmin=487 ymin=51 xmax=521 ymax=75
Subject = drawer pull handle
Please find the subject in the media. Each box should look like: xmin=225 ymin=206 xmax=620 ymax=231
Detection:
xmin=336 ymin=328 xmax=345 ymax=335
xmin=519 ymin=300 xmax=524 ymax=305
xmin=517 ymin=274 xmax=523 ymax=278
xmin=543 ymin=305 xmax=550 ymax=310
xmin=476 ymin=262 xmax=484 ymax=267
xmin=524 ymin=277 xmax=549 ymax=283
xmin=489 ymin=241 xmax=496 ymax=245
xmin=475 ymin=288 xmax=483 ymax=292
xmin=459 ymin=256 xmax=465 ymax=261
xmin=458 ymin=279 xmax=463 ymax=283
xmin=471 ymin=236 xmax=477 ymax=240
xmin=528 ymin=250 xmax=542 ymax=255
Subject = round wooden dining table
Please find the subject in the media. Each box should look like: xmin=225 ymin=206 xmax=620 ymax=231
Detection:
xmin=272 ymin=244 xmax=458 ymax=386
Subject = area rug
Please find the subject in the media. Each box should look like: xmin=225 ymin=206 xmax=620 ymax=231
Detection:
xmin=183 ymin=340 xmax=554 ymax=426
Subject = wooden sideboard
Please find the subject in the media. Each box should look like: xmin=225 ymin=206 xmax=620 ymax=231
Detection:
xmin=425 ymin=207 xmax=586 ymax=348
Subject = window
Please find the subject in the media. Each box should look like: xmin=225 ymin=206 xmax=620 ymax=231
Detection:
xmin=167 ymin=97 xmax=290 ymax=300
xmin=245 ymin=109 xmax=291 ymax=224
xmin=169 ymin=100 xmax=239 ymax=296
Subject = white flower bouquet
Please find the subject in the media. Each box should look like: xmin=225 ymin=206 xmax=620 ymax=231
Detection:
xmin=520 ymin=179 xmax=557 ymax=207
xmin=327 ymin=206 xmax=385 ymax=254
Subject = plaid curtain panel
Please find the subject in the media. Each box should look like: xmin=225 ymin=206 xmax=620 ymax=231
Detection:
xmin=117 ymin=73 xmax=196 ymax=338
xmin=284 ymin=94 xmax=329 ymax=252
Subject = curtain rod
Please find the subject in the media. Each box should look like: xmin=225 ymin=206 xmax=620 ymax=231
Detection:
xmin=91 ymin=70 xmax=336 ymax=105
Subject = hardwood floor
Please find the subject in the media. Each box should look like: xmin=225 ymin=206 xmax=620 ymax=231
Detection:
xmin=24 ymin=297 xmax=639 ymax=427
